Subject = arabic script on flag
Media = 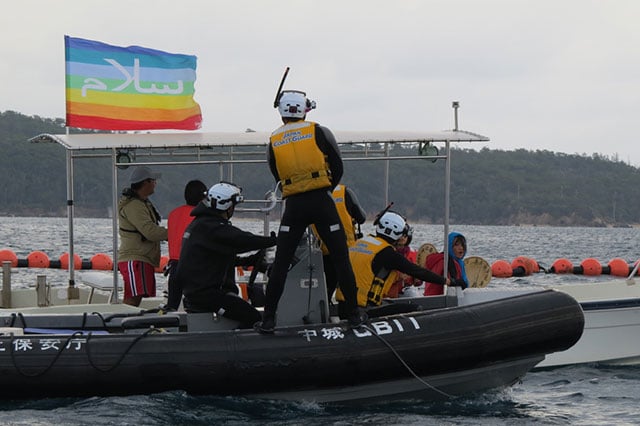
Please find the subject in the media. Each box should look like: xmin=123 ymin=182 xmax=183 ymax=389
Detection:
xmin=65 ymin=36 xmax=202 ymax=131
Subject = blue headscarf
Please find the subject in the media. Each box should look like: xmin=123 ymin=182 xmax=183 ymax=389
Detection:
xmin=448 ymin=232 xmax=468 ymax=286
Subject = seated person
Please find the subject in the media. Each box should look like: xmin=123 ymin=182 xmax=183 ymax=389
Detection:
xmin=384 ymin=224 xmax=419 ymax=298
xmin=336 ymin=211 xmax=465 ymax=318
xmin=173 ymin=182 xmax=277 ymax=328
xmin=424 ymin=232 xmax=469 ymax=296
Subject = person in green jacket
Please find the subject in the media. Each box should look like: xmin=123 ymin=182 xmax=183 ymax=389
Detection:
xmin=118 ymin=166 xmax=168 ymax=306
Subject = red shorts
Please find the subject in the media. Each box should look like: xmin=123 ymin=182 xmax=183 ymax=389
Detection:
xmin=118 ymin=260 xmax=156 ymax=298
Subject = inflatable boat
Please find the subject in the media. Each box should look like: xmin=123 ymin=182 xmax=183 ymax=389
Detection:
xmin=0 ymin=127 xmax=582 ymax=402
xmin=0 ymin=289 xmax=583 ymax=402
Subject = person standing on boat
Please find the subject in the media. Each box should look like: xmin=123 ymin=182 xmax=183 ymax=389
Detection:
xmin=165 ymin=179 xmax=208 ymax=310
xmin=117 ymin=166 xmax=168 ymax=307
xmin=336 ymin=211 xmax=464 ymax=318
xmin=310 ymin=183 xmax=366 ymax=303
xmin=174 ymin=182 xmax=277 ymax=328
xmin=255 ymin=90 xmax=367 ymax=334
xmin=423 ymin=232 xmax=469 ymax=295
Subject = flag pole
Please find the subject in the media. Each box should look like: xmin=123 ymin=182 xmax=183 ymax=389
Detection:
xmin=65 ymin=125 xmax=79 ymax=300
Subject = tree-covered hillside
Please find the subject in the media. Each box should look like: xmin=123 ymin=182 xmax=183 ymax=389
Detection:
xmin=2 ymin=110 xmax=639 ymax=226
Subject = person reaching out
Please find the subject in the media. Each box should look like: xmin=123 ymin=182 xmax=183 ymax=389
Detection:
xmin=384 ymin=224 xmax=419 ymax=298
xmin=336 ymin=211 xmax=465 ymax=318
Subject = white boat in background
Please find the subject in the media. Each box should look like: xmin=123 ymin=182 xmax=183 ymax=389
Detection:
xmin=541 ymin=277 xmax=640 ymax=367
xmin=443 ymin=267 xmax=640 ymax=368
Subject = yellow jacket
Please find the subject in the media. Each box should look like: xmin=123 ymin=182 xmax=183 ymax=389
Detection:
xmin=311 ymin=184 xmax=358 ymax=255
xmin=336 ymin=235 xmax=398 ymax=307
xmin=270 ymin=121 xmax=331 ymax=198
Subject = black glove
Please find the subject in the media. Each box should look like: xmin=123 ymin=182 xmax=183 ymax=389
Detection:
xmin=163 ymin=259 xmax=178 ymax=277
xmin=452 ymin=278 xmax=467 ymax=289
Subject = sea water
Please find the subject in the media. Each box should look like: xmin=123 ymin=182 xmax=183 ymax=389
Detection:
xmin=0 ymin=217 xmax=639 ymax=425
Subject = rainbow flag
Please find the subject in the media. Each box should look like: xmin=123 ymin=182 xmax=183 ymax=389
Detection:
xmin=65 ymin=36 xmax=202 ymax=131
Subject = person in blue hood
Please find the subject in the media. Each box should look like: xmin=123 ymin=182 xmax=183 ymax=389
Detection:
xmin=423 ymin=232 xmax=469 ymax=295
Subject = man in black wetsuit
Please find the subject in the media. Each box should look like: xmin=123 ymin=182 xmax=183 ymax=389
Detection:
xmin=174 ymin=182 xmax=276 ymax=328
xmin=255 ymin=90 xmax=367 ymax=334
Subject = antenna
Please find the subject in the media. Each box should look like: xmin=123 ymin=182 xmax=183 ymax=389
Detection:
xmin=452 ymin=101 xmax=460 ymax=131
xmin=273 ymin=67 xmax=290 ymax=108
xmin=372 ymin=202 xmax=394 ymax=226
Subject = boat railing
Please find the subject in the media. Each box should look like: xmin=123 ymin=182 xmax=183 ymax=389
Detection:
xmin=29 ymin=104 xmax=490 ymax=303
xmin=627 ymin=260 xmax=640 ymax=281
xmin=1 ymin=261 xmax=11 ymax=308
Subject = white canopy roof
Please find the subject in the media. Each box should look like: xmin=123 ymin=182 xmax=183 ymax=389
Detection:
xmin=30 ymin=130 xmax=489 ymax=151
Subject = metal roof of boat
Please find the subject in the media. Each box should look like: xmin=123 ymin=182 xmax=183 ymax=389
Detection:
xmin=29 ymin=130 xmax=488 ymax=151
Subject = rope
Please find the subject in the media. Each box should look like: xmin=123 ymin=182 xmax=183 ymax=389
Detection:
xmin=9 ymin=325 xmax=160 ymax=377
xmin=89 ymin=311 xmax=108 ymax=328
xmin=361 ymin=323 xmax=454 ymax=399
xmin=10 ymin=331 xmax=86 ymax=378
xmin=85 ymin=328 xmax=159 ymax=373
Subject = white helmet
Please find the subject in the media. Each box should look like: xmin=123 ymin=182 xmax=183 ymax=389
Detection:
xmin=203 ymin=182 xmax=244 ymax=210
xmin=376 ymin=211 xmax=407 ymax=241
xmin=277 ymin=90 xmax=316 ymax=118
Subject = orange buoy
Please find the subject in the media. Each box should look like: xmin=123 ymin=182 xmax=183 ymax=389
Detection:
xmin=155 ymin=255 xmax=170 ymax=273
xmin=580 ymin=258 xmax=602 ymax=276
xmin=90 ymin=253 xmax=113 ymax=271
xmin=0 ymin=249 xmax=18 ymax=267
xmin=529 ymin=258 xmax=540 ymax=273
xmin=59 ymin=252 xmax=82 ymax=270
xmin=491 ymin=260 xmax=513 ymax=278
xmin=27 ymin=251 xmax=50 ymax=268
xmin=551 ymin=258 xmax=573 ymax=274
xmin=511 ymin=256 xmax=534 ymax=276
xmin=608 ymin=258 xmax=629 ymax=277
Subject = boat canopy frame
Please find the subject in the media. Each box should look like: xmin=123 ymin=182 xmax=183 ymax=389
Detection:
xmin=29 ymin=110 xmax=489 ymax=302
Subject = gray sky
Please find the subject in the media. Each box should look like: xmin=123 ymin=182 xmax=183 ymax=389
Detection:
xmin=2 ymin=0 xmax=639 ymax=164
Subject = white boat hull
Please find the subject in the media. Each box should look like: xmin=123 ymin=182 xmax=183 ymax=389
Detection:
xmin=538 ymin=303 xmax=640 ymax=368
xmin=456 ymin=278 xmax=640 ymax=368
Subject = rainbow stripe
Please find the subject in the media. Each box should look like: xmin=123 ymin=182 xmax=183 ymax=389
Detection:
xmin=65 ymin=36 xmax=202 ymax=131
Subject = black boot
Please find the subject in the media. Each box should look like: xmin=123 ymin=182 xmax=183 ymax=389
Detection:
xmin=347 ymin=307 xmax=368 ymax=328
xmin=254 ymin=311 xmax=276 ymax=334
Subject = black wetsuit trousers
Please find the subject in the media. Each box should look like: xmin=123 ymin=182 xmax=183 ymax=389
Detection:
xmin=166 ymin=260 xmax=182 ymax=310
xmin=184 ymin=290 xmax=261 ymax=329
xmin=264 ymin=189 xmax=358 ymax=317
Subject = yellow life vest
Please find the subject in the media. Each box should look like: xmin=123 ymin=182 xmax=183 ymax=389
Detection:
xmin=310 ymin=184 xmax=358 ymax=255
xmin=336 ymin=235 xmax=398 ymax=307
xmin=270 ymin=121 xmax=331 ymax=198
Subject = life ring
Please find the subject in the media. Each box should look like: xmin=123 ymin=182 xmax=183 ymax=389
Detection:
xmin=416 ymin=243 xmax=437 ymax=267
xmin=464 ymin=256 xmax=492 ymax=288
